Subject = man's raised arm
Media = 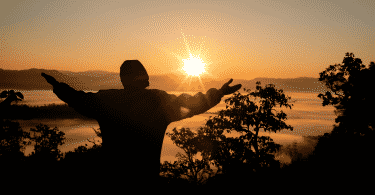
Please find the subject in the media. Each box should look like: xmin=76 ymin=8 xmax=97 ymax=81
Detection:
xmin=41 ymin=73 xmax=97 ymax=118
xmin=171 ymin=79 xmax=242 ymax=121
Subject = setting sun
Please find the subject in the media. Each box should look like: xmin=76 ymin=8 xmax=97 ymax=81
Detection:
xmin=168 ymin=31 xmax=214 ymax=91
xmin=182 ymin=53 xmax=206 ymax=77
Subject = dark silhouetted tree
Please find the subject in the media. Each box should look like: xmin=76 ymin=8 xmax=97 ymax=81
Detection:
xmin=0 ymin=90 xmax=24 ymax=106
xmin=160 ymin=160 xmax=194 ymax=187
xmin=0 ymin=119 xmax=31 ymax=164
xmin=312 ymin=52 xmax=375 ymax=179
xmin=163 ymin=127 xmax=215 ymax=186
xmin=27 ymin=124 xmax=65 ymax=165
xmin=20 ymin=124 xmax=66 ymax=182
xmin=86 ymin=127 xmax=102 ymax=146
xmin=160 ymin=160 xmax=186 ymax=180
xmin=0 ymin=119 xmax=33 ymax=180
xmin=0 ymin=90 xmax=24 ymax=119
xmin=203 ymin=81 xmax=294 ymax=177
xmin=60 ymin=127 xmax=102 ymax=176
xmin=164 ymin=81 xmax=294 ymax=186
xmin=318 ymin=52 xmax=375 ymax=135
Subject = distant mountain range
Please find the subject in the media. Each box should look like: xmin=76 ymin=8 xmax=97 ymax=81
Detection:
xmin=0 ymin=68 xmax=330 ymax=93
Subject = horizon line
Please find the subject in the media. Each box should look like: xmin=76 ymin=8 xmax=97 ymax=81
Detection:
xmin=0 ymin=68 xmax=320 ymax=79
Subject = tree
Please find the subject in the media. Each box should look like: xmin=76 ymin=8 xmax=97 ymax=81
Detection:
xmin=0 ymin=119 xmax=32 ymax=179
xmin=0 ymin=119 xmax=31 ymax=163
xmin=60 ymin=127 xmax=103 ymax=176
xmin=318 ymin=52 xmax=375 ymax=135
xmin=0 ymin=90 xmax=24 ymax=120
xmin=86 ymin=127 xmax=102 ymax=146
xmin=195 ymin=125 xmax=255 ymax=178
xmin=0 ymin=90 xmax=24 ymax=105
xmin=163 ymin=81 xmax=294 ymax=186
xmin=312 ymin=52 xmax=375 ymax=179
xmin=20 ymin=124 xmax=66 ymax=181
xmin=203 ymin=81 xmax=294 ymax=176
xmin=27 ymin=124 xmax=65 ymax=163
xmin=163 ymin=127 xmax=215 ymax=186
xmin=160 ymin=160 xmax=194 ymax=187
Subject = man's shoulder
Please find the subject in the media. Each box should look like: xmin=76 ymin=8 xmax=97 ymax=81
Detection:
xmin=95 ymin=88 xmax=177 ymax=101
xmin=147 ymin=89 xmax=179 ymax=100
xmin=97 ymin=89 xmax=114 ymax=93
xmin=147 ymin=88 xmax=165 ymax=93
xmin=97 ymin=89 xmax=126 ymax=94
xmin=96 ymin=88 xmax=166 ymax=98
xmin=93 ymin=89 xmax=130 ymax=101
xmin=145 ymin=89 xmax=168 ymax=97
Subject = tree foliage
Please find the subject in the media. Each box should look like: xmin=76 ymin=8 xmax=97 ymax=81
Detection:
xmin=312 ymin=52 xmax=375 ymax=178
xmin=164 ymin=81 xmax=294 ymax=186
xmin=318 ymin=52 xmax=375 ymax=135
xmin=27 ymin=123 xmax=65 ymax=163
xmin=0 ymin=119 xmax=31 ymax=163
xmin=57 ymin=127 xmax=103 ymax=180
xmin=0 ymin=90 xmax=24 ymax=120
xmin=163 ymin=127 xmax=215 ymax=185
xmin=204 ymin=82 xmax=293 ymax=174
xmin=0 ymin=90 xmax=24 ymax=103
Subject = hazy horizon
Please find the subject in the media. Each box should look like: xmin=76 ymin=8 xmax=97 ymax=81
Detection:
xmin=0 ymin=67 xmax=322 ymax=79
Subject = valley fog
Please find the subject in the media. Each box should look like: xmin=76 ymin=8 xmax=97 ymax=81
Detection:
xmin=2 ymin=89 xmax=336 ymax=164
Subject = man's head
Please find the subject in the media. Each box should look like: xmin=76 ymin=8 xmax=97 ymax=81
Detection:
xmin=120 ymin=60 xmax=149 ymax=89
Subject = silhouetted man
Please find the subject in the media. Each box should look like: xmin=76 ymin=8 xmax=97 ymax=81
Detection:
xmin=42 ymin=60 xmax=241 ymax=188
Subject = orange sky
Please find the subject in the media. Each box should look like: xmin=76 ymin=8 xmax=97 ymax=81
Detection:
xmin=0 ymin=0 xmax=374 ymax=79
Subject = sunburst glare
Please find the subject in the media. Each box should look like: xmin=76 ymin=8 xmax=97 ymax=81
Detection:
xmin=169 ymin=31 xmax=213 ymax=92
xmin=182 ymin=53 xmax=206 ymax=76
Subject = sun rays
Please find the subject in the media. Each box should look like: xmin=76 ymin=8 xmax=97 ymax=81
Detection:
xmin=140 ymin=30 xmax=213 ymax=92
xmin=182 ymin=53 xmax=206 ymax=77
xmin=171 ymin=31 xmax=212 ymax=92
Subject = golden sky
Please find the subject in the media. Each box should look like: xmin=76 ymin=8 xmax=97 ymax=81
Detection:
xmin=0 ymin=0 xmax=374 ymax=79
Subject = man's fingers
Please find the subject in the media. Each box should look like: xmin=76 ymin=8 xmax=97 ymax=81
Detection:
xmin=221 ymin=79 xmax=233 ymax=90
xmin=41 ymin=73 xmax=51 ymax=79
xmin=225 ymin=78 xmax=233 ymax=85
xmin=41 ymin=73 xmax=58 ymax=85
xmin=229 ymin=84 xmax=242 ymax=93
xmin=41 ymin=73 xmax=51 ymax=80
xmin=233 ymin=84 xmax=242 ymax=90
xmin=220 ymin=79 xmax=242 ymax=94
xmin=235 ymin=84 xmax=242 ymax=91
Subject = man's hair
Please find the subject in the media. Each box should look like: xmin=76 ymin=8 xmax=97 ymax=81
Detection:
xmin=120 ymin=60 xmax=148 ymax=78
xmin=120 ymin=60 xmax=149 ymax=88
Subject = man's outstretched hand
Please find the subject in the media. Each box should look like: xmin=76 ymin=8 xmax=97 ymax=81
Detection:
xmin=41 ymin=73 xmax=59 ymax=86
xmin=220 ymin=79 xmax=242 ymax=95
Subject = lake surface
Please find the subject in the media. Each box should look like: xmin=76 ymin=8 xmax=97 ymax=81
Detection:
xmin=2 ymin=89 xmax=337 ymax=165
